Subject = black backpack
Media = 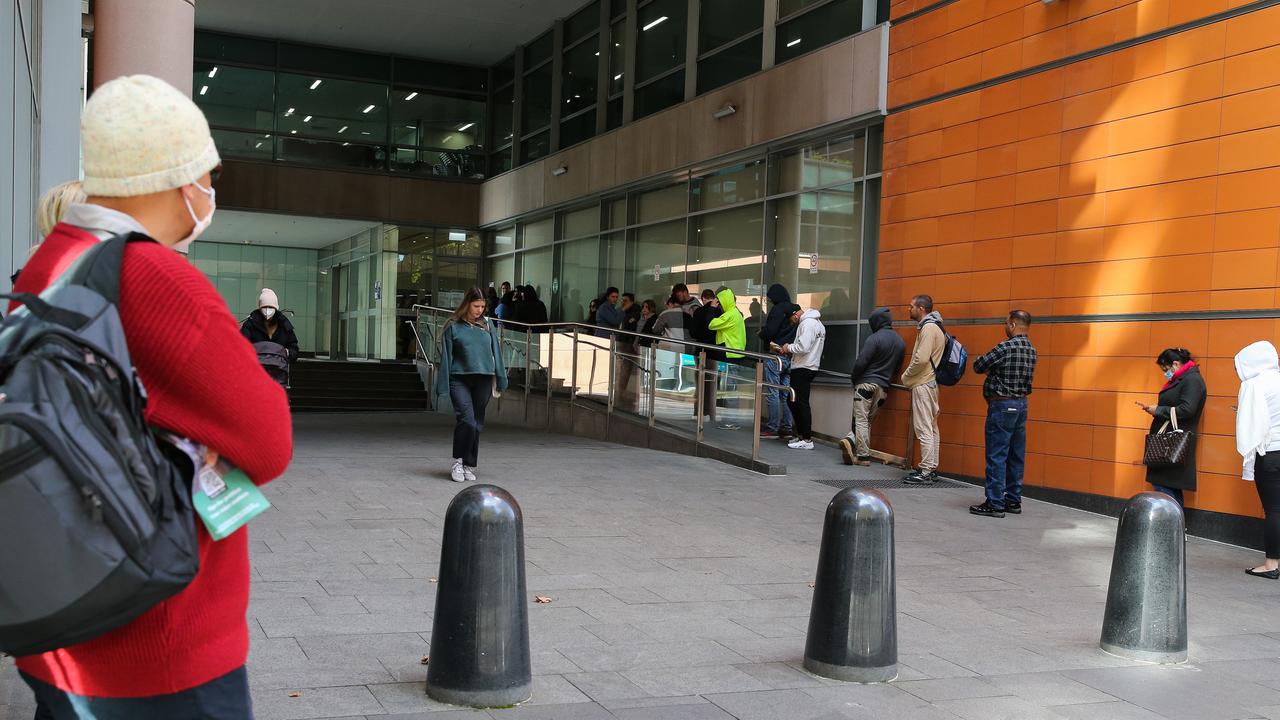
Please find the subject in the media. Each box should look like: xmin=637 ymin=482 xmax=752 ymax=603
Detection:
xmin=0 ymin=235 xmax=199 ymax=656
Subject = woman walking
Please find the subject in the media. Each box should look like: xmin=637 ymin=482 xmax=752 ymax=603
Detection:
xmin=436 ymin=288 xmax=508 ymax=483
xmin=1235 ymin=341 xmax=1280 ymax=579
xmin=1137 ymin=348 xmax=1207 ymax=508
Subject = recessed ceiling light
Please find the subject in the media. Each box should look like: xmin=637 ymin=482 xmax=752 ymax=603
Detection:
xmin=642 ymin=16 xmax=667 ymax=31
xmin=285 ymin=108 xmax=295 ymax=116
xmin=614 ymin=73 xmax=623 ymax=80
xmin=255 ymin=142 xmax=263 ymax=148
xmin=303 ymin=115 xmax=312 ymax=122
xmin=338 ymin=126 xmax=348 ymax=133
xmin=361 ymin=131 xmax=370 ymax=135
xmin=199 ymin=85 xmax=208 ymax=95
xmin=310 ymin=79 xmax=322 ymax=90
xmin=457 ymin=122 xmax=475 ymax=131
xmin=404 ymin=92 xmax=418 ymax=100
xmin=786 ymin=38 xmax=801 ymax=47
xmin=362 ymin=104 xmax=375 ymax=114
xmin=290 ymin=130 xmax=297 ymax=134
xmin=207 ymin=67 xmax=218 ymax=78
xmin=406 ymin=125 xmax=417 ymax=129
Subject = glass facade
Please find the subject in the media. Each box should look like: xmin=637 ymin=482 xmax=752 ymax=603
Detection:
xmin=485 ymin=126 xmax=881 ymax=372
xmin=193 ymin=30 xmax=488 ymax=178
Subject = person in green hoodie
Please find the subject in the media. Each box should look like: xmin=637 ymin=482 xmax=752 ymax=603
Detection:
xmin=436 ymin=287 xmax=508 ymax=483
xmin=707 ymin=287 xmax=746 ymax=359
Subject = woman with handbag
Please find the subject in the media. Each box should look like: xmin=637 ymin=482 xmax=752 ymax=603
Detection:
xmin=1234 ymin=341 xmax=1280 ymax=579
xmin=1136 ymin=348 xmax=1207 ymax=508
xmin=436 ymin=287 xmax=508 ymax=483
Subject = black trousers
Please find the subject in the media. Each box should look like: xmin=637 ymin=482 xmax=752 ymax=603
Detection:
xmin=788 ymin=368 xmax=817 ymax=441
xmin=450 ymin=374 xmax=492 ymax=467
xmin=1256 ymin=451 xmax=1280 ymax=559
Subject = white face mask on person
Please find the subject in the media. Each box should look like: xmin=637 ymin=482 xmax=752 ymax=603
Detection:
xmin=261 ymin=307 xmax=277 ymax=320
xmin=173 ymin=181 xmax=216 ymax=254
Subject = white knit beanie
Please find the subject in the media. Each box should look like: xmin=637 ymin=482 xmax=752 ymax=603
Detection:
xmin=81 ymin=75 xmax=221 ymax=197
xmin=259 ymin=288 xmax=280 ymax=310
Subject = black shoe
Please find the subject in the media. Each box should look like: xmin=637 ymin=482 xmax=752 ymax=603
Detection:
xmin=1003 ymin=501 xmax=1022 ymax=514
xmin=969 ymin=501 xmax=1005 ymax=518
xmin=1246 ymin=567 xmax=1280 ymax=579
xmin=903 ymin=471 xmax=938 ymax=485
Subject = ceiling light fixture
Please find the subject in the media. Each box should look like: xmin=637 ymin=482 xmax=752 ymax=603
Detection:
xmin=199 ymin=85 xmax=208 ymax=95
xmin=207 ymin=67 xmax=218 ymax=78
xmin=303 ymin=115 xmax=312 ymax=122
xmin=642 ymin=16 xmax=668 ymax=31
xmin=786 ymin=38 xmax=801 ymax=47
xmin=404 ymin=92 xmax=418 ymax=100
xmin=712 ymin=103 xmax=737 ymax=119
xmin=338 ymin=126 xmax=348 ymax=133
xmin=285 ymin=107 xmax=295 ymax=116
xmin=255 ymin=142 xmax=263 ymax=149
xmin=614 ymin=73 xmax=623 ymax=80
xmin=290 ymin=130 xmax=297 ymax=134
xmin=310 ymin=79 xmax=322 ymax=90
xmin=363 ymin=105 xmax=376 ymax=114
xmin=552 ymin=164 xmax=568 ymax=176
xmin=457 ymin=122 xmax=475 ymax=131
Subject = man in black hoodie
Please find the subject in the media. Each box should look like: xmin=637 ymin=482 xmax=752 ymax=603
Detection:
xmin=838 ymin=307 xmax=906 ymax=466
xmin=759 ymin=284 xmax=798 ymax=439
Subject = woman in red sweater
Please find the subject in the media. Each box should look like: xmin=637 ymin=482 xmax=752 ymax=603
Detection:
xmin=13 ymin=75 xmax=292 ymax=718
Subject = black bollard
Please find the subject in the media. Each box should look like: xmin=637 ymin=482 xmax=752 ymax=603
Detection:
xmin=426 ymin=485 xmax=532 ymax=707
xmin=804 ymin=488 xmax=897 ymax=682
xmin=1100 ymin=491 xmax=1187 ymax=663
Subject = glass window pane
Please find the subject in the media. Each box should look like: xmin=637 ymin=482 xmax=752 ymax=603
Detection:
xmin=490 ymin=255 xmax=516 ymax=292
xmin=630 ymin=220 xmax=687 ymax=308
xmin=525 ymin=31 xmax=554 ymax=68
xmin=776 ymin=0 xmax=861 ymax=63
xmin=394 ymin=58 xmax=487 ymax=94
xmin=522 ymin=63 xmax=553 ymax=131
xmin=211 ymin=129 xmax=274 ymax=161
xmin=390 ymin=147 xmax=484 ymax=178
xmin=692 ymin=160 xmax=766 ymax=211
xmin=520 ymin=247 xmax=554 ymax=301
xmin=492 ymin=146 xmax=514 ymax=174
xmin=562 ymin=38 xmax=600 ymax=117
xmin=194 ymin=63 xmax=275 ymax=131
xmin=494 ymin=54 xmax=516 ymax=88
xmin=279 ymin=42 xmax=389 ymax=81
xmin=611 ymin=0 xmax=627 ymax=18
xmin=608 ymin=20 xmax=627 ymax=95
xmin=494 ymin=85 xmax=515 ymax=145
xmin=774 ymin=132 xmax=867 ymax=193
xmin=520 ymin=131 xmax=551 ymax=164
xmin=277 ymin=136 xmax=385 ymax=170
xmin=558 ymin=236 xmax=601 ymax=322
xmin=567 ymin=1 xmax=602 ymax=44
xmin=637 ymin=0 xmax=687 ymax=82
xmin=699 ymin=0 xmax=763 ymax=53
xmin=278 ymin=73 xmax=387 ymax=143
xmin=562 ymin=206 xmax=600 ymax=239
xmin=607 ymin=95 xmax=624 ymax=130
xmin=523 ymin=216 xmax=555 ymax=248
xmin=779 ymin=0 xmax=828 ymax=18
xmin=493 ymin=226 xmax=517 ymax=254
xmin=687 ymin=204 xmax=765 ymax=320
xmin=561 ymin=108 xmax=598 ymax=148
xmin=696 ymin=35 xmax=762 ymax=95
xmin=607 ymin=198 xmax=627 ymax=229
xmin=391 ymin=90 xmax=484 ymax=150
xmin=195 ymin=31 xmax=276 ymax=65
xmin=634 ymin=70 xmax=685 ymax=119
xmin=636 ymin=183 xmax=687 ymax=223
xmin=867 ymin=124 xmax=883 ymax=174
xmin=771 ymin=183 xmax=862 ymax=325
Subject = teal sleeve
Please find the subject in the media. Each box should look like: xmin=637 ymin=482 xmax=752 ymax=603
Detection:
xmin=492 ymin=325 xmax=509 ymax=391
xmin=435 ymin=324 xmax=453 ymax=397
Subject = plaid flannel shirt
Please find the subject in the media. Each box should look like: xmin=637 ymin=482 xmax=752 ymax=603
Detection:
xmin=974 ymin=334 xmax=1037 ymax=399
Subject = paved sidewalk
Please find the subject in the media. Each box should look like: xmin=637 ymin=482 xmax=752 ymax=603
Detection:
xmin=4 ymin=412 xmax=1280 ymax=720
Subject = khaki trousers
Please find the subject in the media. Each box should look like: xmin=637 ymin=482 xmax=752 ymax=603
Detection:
xmin=911 ymin=381 xmax=940 ymax=472
xmin=847 ymin=382 xmax=887 ymax=457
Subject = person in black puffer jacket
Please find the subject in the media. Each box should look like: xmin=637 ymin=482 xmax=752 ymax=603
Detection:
xmin=240 ymin=288 xmax=299 ymax=362
xmin=759 ymin=283 xmax=798 ymax=438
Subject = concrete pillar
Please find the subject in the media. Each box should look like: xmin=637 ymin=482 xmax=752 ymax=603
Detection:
xmin=93 ymin=0 xmax=195 ymax=95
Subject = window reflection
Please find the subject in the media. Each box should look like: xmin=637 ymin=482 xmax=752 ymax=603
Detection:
xmin=636 ymin=0 xmax=687 ymax=82
xmin=390 ymin=90 xmax=484 ymax=151
xmin=193 ymin=63 xmax=274 ymax=131
xmin=772 ymin=183 xmax=862 ymax=321
xmin=277 ymin=73 xmax=387 ymax=143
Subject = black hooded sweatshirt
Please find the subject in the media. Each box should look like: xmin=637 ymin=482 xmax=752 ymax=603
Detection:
xmin=759 ymin=283 xmax=798 ymax=346
xmin=513 ymin=286 xmax=548 ymax=327
xmin=850 ymin=307 xmax=906 ymax=389
xmin=240 ymin=310 xmax=300 ymax=363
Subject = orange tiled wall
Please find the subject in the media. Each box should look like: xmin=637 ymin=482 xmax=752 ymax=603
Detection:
xmin=875 ymin=2 xmax=1280 ymax=518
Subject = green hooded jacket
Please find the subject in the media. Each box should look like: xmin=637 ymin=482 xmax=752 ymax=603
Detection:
xmin=707 ymin=288 xmax=746 ymax=359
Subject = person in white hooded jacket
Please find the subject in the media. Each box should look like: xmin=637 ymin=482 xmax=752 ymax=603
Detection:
xmin=1236 ymin=340 xmax=1280 ymax=579
xmin=779 ymin=306 xmax=826 ymax=450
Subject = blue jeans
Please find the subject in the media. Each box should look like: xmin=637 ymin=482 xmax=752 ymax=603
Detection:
xmin=763 ymin=355 xmax=793 ymax=433
xmin=984 ymin=397 xmax=1028 ymax=509
xmin=1152 ymin=484 xmax=1185 ymax=508
xmin=22 ymin=667 xmax=251 ymax=719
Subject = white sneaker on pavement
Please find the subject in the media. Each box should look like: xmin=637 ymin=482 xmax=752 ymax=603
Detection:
xmin=450 ymin=459 xmax=467 ymax=482
xmin=787 ymin=439 xmax=814 ymax=450
xmin=463 ymin=466 xmax=477 ymax=482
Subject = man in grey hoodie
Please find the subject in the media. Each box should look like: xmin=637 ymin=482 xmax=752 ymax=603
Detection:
xmin=839 ymin=307 xmax=906 ymax=466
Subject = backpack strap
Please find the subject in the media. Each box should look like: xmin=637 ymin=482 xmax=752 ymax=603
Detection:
xmin=0 ymin=293 xmax=91 ymax=328
xmin=62 ymin=233 xmax=155 ymax=304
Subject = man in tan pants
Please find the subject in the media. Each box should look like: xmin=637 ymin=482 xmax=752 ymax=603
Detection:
xmin=901 ymin=294 xmax=945 ymax=484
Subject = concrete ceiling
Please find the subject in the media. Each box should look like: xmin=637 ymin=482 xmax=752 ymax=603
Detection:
xmin=195 ymin=0 xmax=591 ymax=67
xmin=202 ymin=209 xmax=380 ymax=249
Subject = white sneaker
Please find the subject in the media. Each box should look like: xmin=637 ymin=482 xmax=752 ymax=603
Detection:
xmin=450 ymin=460 xmax=467 ymax=482
xmin=788 ymin=439 xmax=814 ymax=450
xmin=463 ymin=466 xmax=477 ymax=482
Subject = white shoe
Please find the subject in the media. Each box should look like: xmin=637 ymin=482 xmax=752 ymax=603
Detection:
xmin=450 ymin=460 xmax=467 ymax=482
xmin=463 ymin=466 xmax=477 ymax=482
xmin=788 ymin=439 xmax=814 ymax=450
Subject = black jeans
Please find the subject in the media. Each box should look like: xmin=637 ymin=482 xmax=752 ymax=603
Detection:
xmin=450 ymin=374 xmax=492 ymax=467
xmin=788 ymin=367 xmax=817 ymax=441
xmin=1256 ymin=451 xmax=1280 ymax=559
xmin=23 ymin=667 xmax=251 ymax=719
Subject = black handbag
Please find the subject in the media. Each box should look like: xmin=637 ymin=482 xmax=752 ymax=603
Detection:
xmin=1143 ymin=408 xmax=1194 ymax=468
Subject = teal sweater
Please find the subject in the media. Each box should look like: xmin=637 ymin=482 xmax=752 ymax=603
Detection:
xmin=436 ymin=319 xmax=508 ymax=395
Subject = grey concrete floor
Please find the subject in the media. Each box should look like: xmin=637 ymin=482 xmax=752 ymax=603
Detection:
xmin=4 ymin=411 xmax=1280 ymax=720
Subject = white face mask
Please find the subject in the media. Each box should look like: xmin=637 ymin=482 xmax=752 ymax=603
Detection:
xmin=261 ymin=307 xmax=277 ymax=320
xmin=173 ymin=181 xmax=216 ymax=254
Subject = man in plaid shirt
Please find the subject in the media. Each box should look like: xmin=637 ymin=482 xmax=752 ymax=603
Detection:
xmin=969 ymin=310 xmax=1037 ymax=518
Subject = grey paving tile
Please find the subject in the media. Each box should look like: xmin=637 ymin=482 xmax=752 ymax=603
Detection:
xmin=985 ymin=671 xmax=1117 ymax=706
xmin=484 ymin=703 xmax=615 ymax=719
xmin=563 ymin=672 xmax=653 ymax=702
xmin=252 ymin=686 xmax=383 ymax=720
xmin=1063 ymin=664 xmax=1280 ymax=720
xmin=1050 ymin=701 xmax=1170 ymax=720
xmin=620 ymin=665 xmax=769 ymax=697
xmin=260 ymin=613 xmax=433 ymax=638
xmin=610 ymin=703 xmax=735 ymax=719
xmin=526 ymin=675 xmax=595 ymax=706
xmin=730 ymin=662 xmax=823 ymax=690
xmin=937 ymin=695 xmax=1061 ymax=720
xmin=558 ymin=640 xmax=749 ymax=673
xmin=895 ymin=676 xmax=1006 ymax=703
xmin=704 ymin=689 xmax=850 ymax=720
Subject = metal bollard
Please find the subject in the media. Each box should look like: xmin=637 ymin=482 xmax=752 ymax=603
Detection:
xmin=804 ymin=488 xmax=897 ymax=682
xmin=426 ymin=485 xmax=532 ymax=707
xmin=1099 ymin=491 xmax=1187 ymax=663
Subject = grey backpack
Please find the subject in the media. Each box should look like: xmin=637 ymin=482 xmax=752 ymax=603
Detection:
xmin=0 ymin=234 xmax=199 ymax=656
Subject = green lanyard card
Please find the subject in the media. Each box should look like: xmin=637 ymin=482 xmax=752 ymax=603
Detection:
xmin=192 ymin=464 xmax=271 ymax=540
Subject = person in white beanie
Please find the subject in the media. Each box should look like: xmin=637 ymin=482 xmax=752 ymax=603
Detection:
xmin=240 ymin=287 xmax=300 ymax=363
xmin=1236 ymin=341 xmax=1280 ymax=579
xmin=11 ymin=75 xmax=292 ymax=718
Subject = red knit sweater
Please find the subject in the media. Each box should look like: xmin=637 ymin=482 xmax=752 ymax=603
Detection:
xmin=11 ymin=224 xmax=293 ymax=697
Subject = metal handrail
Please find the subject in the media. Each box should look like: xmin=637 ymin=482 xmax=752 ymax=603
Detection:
xmin=412 ymin=304 xmax=783 ymax=370
xmin=403 ymin=319 xmax=431 ymax=366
